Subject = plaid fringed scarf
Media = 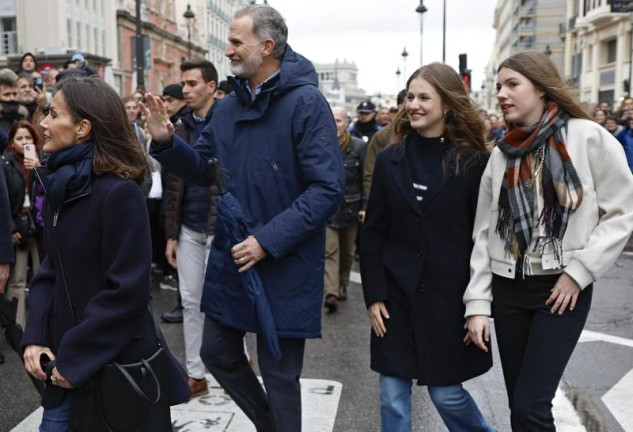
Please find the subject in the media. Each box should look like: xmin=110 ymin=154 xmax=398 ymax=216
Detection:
xmin=495 ymin=102 xmax=583 ymax=263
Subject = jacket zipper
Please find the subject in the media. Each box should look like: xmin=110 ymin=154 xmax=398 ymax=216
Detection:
xmin=270 ymin=160 xmax=286 ymax=208
xmin=53 ymin=193 xmax=90 ymax=227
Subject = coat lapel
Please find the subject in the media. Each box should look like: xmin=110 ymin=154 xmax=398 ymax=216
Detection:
xmin=419 ymin=164 xmax=455 ymax=212
xmin=389 ymin=143 xmax=423 ymax=216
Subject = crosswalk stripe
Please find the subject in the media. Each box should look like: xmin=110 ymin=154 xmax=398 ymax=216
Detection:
xmin=350 ymin=270 xmax=361 ymax=285
xmin=579 ymin=330 xmax=633 ymax=348
xmin=602 ymin=368 xmax=633 ymax=431
xmin=553 ymin=388 xmax=587 ymax=431
xmin=10 ymin=376 xmax=342 ymax=432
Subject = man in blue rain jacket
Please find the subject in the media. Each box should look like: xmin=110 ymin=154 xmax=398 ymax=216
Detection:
xmin=146 ymin=4 xmax=344 ymax=431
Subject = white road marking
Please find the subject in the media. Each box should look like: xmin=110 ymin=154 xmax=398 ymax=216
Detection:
xmin=602 ymin=368 xmax=633 ymax=431
xmin=349 ymin=270 xmax=361 ymax=285
xmin=553 ymin=388 xmax=587 ymax=431
xmin=11 ymin=377 xmax=342 ymax=432
xmin=578 ymin=330 xmax=633 ymax=348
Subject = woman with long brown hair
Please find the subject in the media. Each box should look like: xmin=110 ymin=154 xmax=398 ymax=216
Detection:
xmin=21 ymin=76 xmax=189 ymax=431
xmin=464 ymin=51 xmax=633 ymax=431
xmin=361 ymin=63 xmax=496 ymax=432
xmin=1 ymin=120 xmax=43 ymax=328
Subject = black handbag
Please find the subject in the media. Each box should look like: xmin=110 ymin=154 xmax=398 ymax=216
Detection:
xmin=68 ymin=334 xmax=172 ymax=432
xmin=55 ymin=253 xmax=173 ymax=432
xmin=15 ymin=211 xmax=37 ymax=239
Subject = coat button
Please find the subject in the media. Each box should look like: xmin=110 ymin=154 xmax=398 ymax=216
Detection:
xmin=416 ymin=217 xmax=421 ymax=223
xmin=419 ymin=283 xmax=425 ymax=292
xmin=417 ymin=251 xmax=423 ymax=257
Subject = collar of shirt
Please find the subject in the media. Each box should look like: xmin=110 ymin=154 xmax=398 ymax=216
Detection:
xmin=245 ymin=70 xmax=281 ymax=101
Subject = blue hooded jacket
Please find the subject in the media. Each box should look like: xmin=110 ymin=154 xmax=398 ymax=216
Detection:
xmin=153 ymin=46 xmax=344 ymax=338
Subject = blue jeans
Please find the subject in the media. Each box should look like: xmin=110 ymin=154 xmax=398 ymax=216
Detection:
xmin=380 ymin=374 xmax=497 ymax=432
xmin=39 ymin=393 xmax=71 ymax=432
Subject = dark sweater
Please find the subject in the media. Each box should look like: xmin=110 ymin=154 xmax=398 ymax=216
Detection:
xmin=405 ymin=134 xmax=450 ymax=203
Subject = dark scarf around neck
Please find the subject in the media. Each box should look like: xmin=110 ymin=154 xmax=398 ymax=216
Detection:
xmin=46 ymin=141 xmax=94 ymax=209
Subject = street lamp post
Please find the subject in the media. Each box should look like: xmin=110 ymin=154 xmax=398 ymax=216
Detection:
xmin=135 ymin=0 xmax=144 ymax=93
xmin=442 ymin=0 xmax=446 ymax=63
xmin=415 ymin=1 xmax=428 ymax=66
xmin=401 ymin=47 xmax=409 ymax=81
xmin=396 ymin=67 xmax=401 ymax=93
xmin=544 ymin=45 xmax=552 ymax=56
xmin=183 ymin=4 xmax=195 ymax=59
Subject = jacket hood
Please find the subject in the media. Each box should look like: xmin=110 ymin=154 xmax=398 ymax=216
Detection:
xmin=228 ymin=45 xmax=318 ymax=105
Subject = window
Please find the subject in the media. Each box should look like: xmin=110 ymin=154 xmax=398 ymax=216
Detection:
xmin=606 ymin=39 xmax=617 ymax=63
xmin=0 ymin=17 xmax=17 ymax=54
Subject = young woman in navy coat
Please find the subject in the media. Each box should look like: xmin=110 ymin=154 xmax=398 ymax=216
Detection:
xmin=361 ymin=63 xmax=496 ymax=432
xmin=21 ymin=76 xmax=189 ymax=431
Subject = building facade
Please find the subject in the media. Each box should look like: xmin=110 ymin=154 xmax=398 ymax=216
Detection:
xmin=480 ymin=0 xmax=566 ymax=113
xmin=175 ymin=0 xmax=246 ymax=83
xmin=2 ymin=0 xmax=117 ymax=78
xmin=315 ymin=59 xmax=370 ymax=114
xmin=116 ymin=0 xmax=208 ymax=96
xmin=1 ymin=0 xmax=248 ymax=96
xmin=563 ymin=0 xmax=631 ymax=109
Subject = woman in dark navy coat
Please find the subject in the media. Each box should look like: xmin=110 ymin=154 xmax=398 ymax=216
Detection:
xmin=361 ymin=63 xmax=496 ymax=432
xmin=21 ymin=76 xmax=189 ymax=431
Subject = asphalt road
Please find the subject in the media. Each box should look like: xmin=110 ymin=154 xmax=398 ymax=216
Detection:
xmin=2 ymin=252 xmax=633 ymax=431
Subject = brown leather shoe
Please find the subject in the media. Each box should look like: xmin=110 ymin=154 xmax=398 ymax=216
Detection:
xmin=338 ymin=285 xmax=348 ymax=301
xmin=188 ymin=377 xmax=209 ymax=399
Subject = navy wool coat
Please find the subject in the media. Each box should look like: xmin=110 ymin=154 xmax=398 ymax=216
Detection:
xmin=21 ymin=172 xmax=189 ymax=408
xmin=360 ymin=136 xmax=493 ymax=386
xmin=152 ymin=45 xmax=345 ymax=338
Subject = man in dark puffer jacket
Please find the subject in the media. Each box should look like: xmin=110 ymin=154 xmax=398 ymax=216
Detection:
xmin=160 ymin=60 xmax=220 ymax=399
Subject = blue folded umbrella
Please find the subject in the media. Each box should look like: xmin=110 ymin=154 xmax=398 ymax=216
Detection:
xmin=214 ymin=189 xmax=282 ymax=361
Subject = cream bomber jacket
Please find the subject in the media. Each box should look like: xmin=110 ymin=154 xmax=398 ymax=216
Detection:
xmin=464 ymin=118 xmax=633 ymax=317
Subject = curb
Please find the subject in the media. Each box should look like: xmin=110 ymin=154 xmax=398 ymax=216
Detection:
xmin=565 ymin=381 xmax=606 ymax=432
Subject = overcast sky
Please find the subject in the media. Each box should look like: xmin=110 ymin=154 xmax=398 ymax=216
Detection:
xmin=268 ymin=0 xmax=498 ymax=95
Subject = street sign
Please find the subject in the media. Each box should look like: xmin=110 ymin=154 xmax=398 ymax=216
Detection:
xmin=611 ymin=0 xmax=633 ymax=13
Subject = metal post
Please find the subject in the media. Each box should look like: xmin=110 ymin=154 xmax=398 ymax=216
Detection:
xmin=416 ymin=1 xmax=428 ymax=66
xmin=135 ymin=0 xmax=145 ymax=93
xmin=629 ymin=12 xmax=633 ymax=97
xmin=442 ymin=0 xmax=446 ymax=63
xmin=187 ymin=24 xmax=192 ymax=59
xmin=183 ymin=4 xmax=195 ymax=60
xmin=402 ymin=47 xmax=409 ymax=81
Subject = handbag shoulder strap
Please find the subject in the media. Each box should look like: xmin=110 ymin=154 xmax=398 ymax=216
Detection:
xmin=56 ymin=250 xmax=160 ymax=338
xmin=56 ymin=251 xmax=79 ymax=326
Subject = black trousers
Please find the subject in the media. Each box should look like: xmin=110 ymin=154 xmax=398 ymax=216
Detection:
xmin=492 ymin=274 xmax=592 ymax=432
xmin=200 ymin=317 xmax=305 ymax=432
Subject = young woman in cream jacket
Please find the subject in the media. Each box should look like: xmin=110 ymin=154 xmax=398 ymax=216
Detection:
xmin=464 ymin=52 xmax=633 ymax=432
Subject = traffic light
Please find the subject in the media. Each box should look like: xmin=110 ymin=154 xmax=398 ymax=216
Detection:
xmin=461 ymin=70 xmax=472 ymax=93
xmin=459 ymin=54 xmax=468 ymax=74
